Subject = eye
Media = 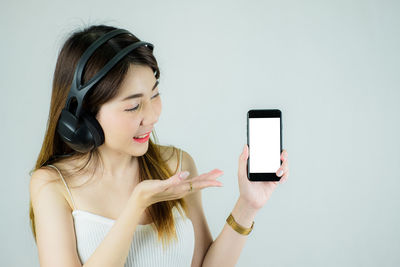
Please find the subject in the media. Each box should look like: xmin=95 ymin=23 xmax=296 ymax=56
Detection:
xmin=125 ymin=92 xmax=161 ymax=112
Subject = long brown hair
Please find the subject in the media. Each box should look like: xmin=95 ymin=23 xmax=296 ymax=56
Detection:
xmin=28 ymin=24 xmax=188 ymax=250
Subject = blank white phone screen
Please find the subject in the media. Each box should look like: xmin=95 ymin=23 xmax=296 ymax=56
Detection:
xmin=249 ymin=117 xmax=280 ymax=173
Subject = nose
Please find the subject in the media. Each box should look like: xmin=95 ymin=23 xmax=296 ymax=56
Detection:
xmin=141 ymin=98 xmax=159 ymax=125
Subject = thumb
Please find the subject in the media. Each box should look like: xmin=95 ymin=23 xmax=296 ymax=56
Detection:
xmin=179 ymin=171 xmax=190 ymax=180
xmin=164 ymin=171 xmax=189 ymax=187
xmin=241 ymin=144 xmax=249 ymax=161
xmin=238 ymin=144 xmax=249 ymax=176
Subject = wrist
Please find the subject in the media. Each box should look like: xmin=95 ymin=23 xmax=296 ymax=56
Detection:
xmin=231 ymin=197 xmax=259 ymax=229
xmin=130 ymin=188 xmax=148 ymax=212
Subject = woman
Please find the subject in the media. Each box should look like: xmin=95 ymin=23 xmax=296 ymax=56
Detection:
xmin=29 ymin=24 xmax=289 ymax=267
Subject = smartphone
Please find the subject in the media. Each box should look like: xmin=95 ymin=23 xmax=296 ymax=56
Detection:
xmin=247 ymin=109 xmax=282 ymax=182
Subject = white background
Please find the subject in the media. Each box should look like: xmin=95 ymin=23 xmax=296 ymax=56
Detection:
xmin=1 ymin=0 xmax=399 ymax=266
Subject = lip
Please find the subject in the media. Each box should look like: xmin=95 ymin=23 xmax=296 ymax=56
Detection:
xmin=133 ymin=132 xmax=150 ymax=143
xmin=134 ymin=130 xmax=152 ymax=137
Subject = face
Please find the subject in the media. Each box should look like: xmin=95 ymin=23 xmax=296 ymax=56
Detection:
xmin=95 ymin=64 xmax=162 ymax=156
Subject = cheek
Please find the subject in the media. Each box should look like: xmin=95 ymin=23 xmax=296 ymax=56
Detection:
xmin=100 ymin=113 xmax=139 ymax=139
xmin=155 ymin=99 xmax=162 ymax=115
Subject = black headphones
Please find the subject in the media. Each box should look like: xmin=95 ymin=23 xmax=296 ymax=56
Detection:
xmin=55 ymin=28 xmax=154 ymax=154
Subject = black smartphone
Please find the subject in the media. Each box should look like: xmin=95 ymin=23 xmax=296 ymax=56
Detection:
xmin=247 ymin=109 xmax=282 ymax=182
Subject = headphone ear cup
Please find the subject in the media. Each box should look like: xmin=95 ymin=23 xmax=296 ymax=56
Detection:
xmin=80 ymin=109 xmax=105 ymax=148
xmin=56 ymin=108 xmax=104 ymax=153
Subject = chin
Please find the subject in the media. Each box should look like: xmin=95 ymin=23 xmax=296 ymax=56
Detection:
xmin=131 ymin=142 xmax=149 ymax=154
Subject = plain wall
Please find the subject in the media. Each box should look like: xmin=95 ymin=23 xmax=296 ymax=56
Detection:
xmin=1 ymin=0 xmax=399 ymax=266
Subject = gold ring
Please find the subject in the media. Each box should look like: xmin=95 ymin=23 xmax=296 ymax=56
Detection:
xmin=189 ymin=181 xmax=193 ymax=192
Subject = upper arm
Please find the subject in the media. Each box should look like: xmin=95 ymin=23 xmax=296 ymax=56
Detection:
xmin=180 ymin=149 xmax=214 ymax=267
xmin=30 ymin=168 xmax=82 ymax=267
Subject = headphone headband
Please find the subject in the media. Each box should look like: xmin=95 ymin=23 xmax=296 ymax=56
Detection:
xmin=66 ymin=28 xmax=154 ymax=118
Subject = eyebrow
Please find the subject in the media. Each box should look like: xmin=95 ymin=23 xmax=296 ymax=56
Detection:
xmin=121 ymin=80 xmax=159 ymax=101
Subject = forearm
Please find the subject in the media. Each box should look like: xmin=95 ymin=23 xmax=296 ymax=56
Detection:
xmin=201 ymin=197 xmax=258 ymax=267
xmin=83 ymin=194 xmax=145 ymax=267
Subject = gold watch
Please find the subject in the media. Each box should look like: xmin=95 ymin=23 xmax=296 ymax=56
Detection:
xmin=226 ymin=213 xmax=254 ymax=235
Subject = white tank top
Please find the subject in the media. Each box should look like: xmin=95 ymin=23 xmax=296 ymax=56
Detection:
xmin=47 ymin=149 xmax=195 ymax=266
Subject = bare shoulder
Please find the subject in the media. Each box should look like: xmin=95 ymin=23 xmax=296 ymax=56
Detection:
xmin=30 ymin=166 xmax=68 ymax=205
xmin=158 ymin=144 xmax=178 ymax=163
xmin=30 ymin=167 xmax=81 ymax=266
xmin=30 ymin=165 xmax=74 ymax=209
xmin=158 ymin=145 xmax=198 ymax=178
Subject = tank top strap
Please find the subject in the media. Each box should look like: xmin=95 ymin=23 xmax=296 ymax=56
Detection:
xmin=179 ymin=148 xmax=183 ymax=172
xmin=46 ymin=164 xmax=77 ymax=210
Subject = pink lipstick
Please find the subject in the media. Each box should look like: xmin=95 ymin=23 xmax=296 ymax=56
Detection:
xmin=133 ymin=132 xmax=150 ymax=143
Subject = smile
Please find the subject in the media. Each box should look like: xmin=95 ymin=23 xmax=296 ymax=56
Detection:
xmin=133 ymin=133 xmax=150 ymax=143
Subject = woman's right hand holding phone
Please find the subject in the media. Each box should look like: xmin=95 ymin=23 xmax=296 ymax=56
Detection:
xmin=132 ymin=169 xmax=224 ymax=210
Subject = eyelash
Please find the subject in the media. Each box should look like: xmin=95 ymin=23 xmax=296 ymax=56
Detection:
xmin=126 ymin=92 xmax=161 ymax=112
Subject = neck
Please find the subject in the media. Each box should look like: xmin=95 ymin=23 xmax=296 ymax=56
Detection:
xmin=94 ymin=145 xmax=139 ymax=181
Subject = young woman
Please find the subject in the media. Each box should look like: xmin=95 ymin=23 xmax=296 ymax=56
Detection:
xmin=29 ymin=24 xmax=289 ymax=267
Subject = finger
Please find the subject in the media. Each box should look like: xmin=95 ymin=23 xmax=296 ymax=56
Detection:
xmin=202 ymin=177 xmax=224 ymax=185
xmin=204 ymin=170 xmax=224 ymax=182
xmin=188 ymin=179 xmax=223 ymax=192
xmin=279 ymin=171 xmax=289 ymax=183
xmin=165 ymin=179 xmax=222 ymax=199
xmin=162 ymin=172 xmax=186 ymax=190
xmin=276 ymin=161 xmax=289 ymax=177
xmin=167 ymin=169 xmax=223 ymax=190
xmin=189 ymin=178 xmax=223 ymax=191
xmin=193 ymin=177 xmax=223 ymax=190
xmin=207 ymin=169 xmax=224 ymax=178
xmin=281 ymin=171 xmax=289 ymax=180
xmin=167 ymin=169 xmax=223 ymax=196
xmin=238 ymin=144 xmax=249 ymax=178
xmin=179 ymin=170 xmax=191 ymax=180
xmin=281 ymin=149 xmax=288 ymax=161
xmin=193 ymin=169 xmax=224 ymax=181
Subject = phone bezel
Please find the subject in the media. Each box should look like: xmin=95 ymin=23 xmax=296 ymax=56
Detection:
xmin=247 ymin=109 xmax=282 ymax=182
